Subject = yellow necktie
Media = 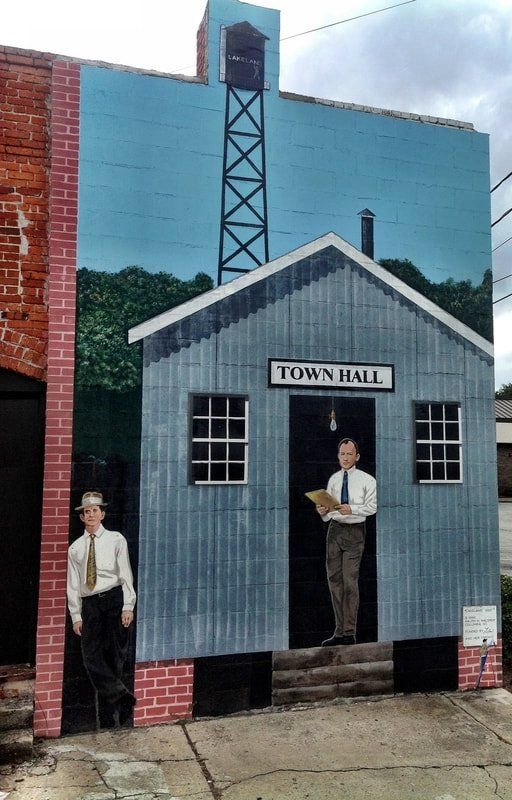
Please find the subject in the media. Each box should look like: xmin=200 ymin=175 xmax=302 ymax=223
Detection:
xmin=86 ymin=534 xmax=97 ymax=590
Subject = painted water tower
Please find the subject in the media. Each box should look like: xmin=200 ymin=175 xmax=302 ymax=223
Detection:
xmin=218 ymin=21 xmax=269 ymax=284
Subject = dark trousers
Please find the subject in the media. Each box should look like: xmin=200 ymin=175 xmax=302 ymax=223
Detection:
xmin=326 ymin=521 xmax=366 ymax=637
xmin=81 ymin=586 xmax=131 ymax=707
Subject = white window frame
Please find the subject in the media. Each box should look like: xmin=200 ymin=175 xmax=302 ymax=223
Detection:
xmin=189 ymin=394 xmax=249 ymax=485
xmin=414 ymin=402 xmax=463 ymax=484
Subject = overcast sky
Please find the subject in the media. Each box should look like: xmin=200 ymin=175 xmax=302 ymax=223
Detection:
xmin=2 ymin=0 xmax=511 ymax=387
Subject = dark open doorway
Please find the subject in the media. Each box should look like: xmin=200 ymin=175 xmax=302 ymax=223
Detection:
xmin=289 ymin=395 xmax=377 ymax=649
xmin=0 ymin=369 xmax=45 ymax=665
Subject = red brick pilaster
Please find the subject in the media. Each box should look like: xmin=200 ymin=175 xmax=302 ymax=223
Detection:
xmin=458 ymin=637 xmax=503 ymax=691
xmin=133 ymin=660 xmax=194 ymax=726
xmin=33 ymin=60 xmax=80 ymax=738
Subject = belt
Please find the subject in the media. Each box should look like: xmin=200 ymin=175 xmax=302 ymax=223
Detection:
xmin=83 ymin=585 xmax=121 ymax=599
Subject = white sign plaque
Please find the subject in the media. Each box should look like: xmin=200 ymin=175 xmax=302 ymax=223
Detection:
xmin=462 ymin=605 xmax=497 ymax=647
xmin=268 ymin=359 xmax=394 ymax=391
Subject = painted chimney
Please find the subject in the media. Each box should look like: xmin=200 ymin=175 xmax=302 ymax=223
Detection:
xmin=196 ymin=3 xmax=209 ymax=81
xmin=358 ymin=208 xmax=375 ymax=259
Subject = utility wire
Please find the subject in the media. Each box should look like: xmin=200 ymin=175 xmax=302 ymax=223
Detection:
xmin=493 ymin=234 xmax=512 ymax=253
xmin=493 ymin=290 xmax=512 ymax=305
xmin=169 ymin=1 xmax=418 ymax=73
xmin=280 ymin=0 xmax=417 ymax=41
xmin=492 ymin=207 xmax=512 ymax=228
xmin=491 ymin=171 xmax=512 ymax=193
xmin=493 ymin=273 xmax=512 ymax=285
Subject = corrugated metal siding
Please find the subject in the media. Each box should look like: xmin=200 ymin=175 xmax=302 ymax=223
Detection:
xmin=136 ymin=248 xmax=498 ymax=660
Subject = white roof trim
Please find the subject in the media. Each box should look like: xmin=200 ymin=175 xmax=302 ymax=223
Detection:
xmin=128 ymin=232 xmax=493 ymax=357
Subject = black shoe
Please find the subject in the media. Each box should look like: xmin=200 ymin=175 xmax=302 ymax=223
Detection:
xmin=321 ymin=635 xmax=345 ymax=647
xmin=99 ymin=709 xmax=116 ymax=729
xmin=117 ymin=692 xmax=136 ymax=726
xmin=321 ymin=635 xmax=356 ymax=647
xmin=98 ymin=699 xmax=117 ymax=729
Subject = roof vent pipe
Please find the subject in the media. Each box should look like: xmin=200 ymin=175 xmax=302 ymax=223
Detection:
xmin=358 ymin=208 xmax=375 ymax=259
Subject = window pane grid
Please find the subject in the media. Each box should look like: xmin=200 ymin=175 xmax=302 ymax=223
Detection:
xmin=415 ymin=403 xmax=462 ymax=483
xmin=191 ymin=394 xmax=248 ymax=484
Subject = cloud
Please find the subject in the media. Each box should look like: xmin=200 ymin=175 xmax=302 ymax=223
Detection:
xmin=279 ymin=0 xmax=512 ymax=387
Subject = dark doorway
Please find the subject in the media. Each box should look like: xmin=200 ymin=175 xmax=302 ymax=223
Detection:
xmin=0 ymin=369 xmax=45 ymax=665
xmin=289 ymin=395 xmax=377 ymax=649
xmin=61 ymin=387 xmax=141 ymax=734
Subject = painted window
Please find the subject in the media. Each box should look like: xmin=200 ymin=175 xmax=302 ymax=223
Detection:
xmin=190 ymin=394 xmax=248 ymax=484
xmin=414 ymin=402 xmax=462 ymax=483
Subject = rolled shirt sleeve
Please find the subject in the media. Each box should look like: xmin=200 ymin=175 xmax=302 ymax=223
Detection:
xmin=66 ymin=526 xmax=136 ymax=624
xmin=67 ymin=547 xmax=84 ymax=624
xmin=321 ymin=468 xmax=377 ymax=524
xmin=116 ymin=536 xmax=136 ymax=611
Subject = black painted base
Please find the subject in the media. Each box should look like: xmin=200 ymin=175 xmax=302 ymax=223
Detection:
xmin=193 ymin=652 xmax=272 ymax=717
xmin=393 ymin=636 xmax=458 ymax=692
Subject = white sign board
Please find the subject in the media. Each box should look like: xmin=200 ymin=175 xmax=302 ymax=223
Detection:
xmin=462 ymin=605 xmax=497 ymax=647
xmin=268 ymin=359 xmax=394 ymax=391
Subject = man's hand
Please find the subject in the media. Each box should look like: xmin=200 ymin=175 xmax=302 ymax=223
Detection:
xmin=316 ymin=504 xmax=328 ymax=516
xmin=336 ymin=503 xmax=352 ymax=515
xmin=73 ymin=620 xmax=83 ymax=636
xmin=121 ymin=610 xmax=134 ymax=628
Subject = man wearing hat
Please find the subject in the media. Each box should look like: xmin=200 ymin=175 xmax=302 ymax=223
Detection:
xmin=67 ymin=491 xmax=136 ymax=727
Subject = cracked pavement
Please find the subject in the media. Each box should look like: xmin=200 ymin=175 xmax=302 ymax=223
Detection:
xmin=2 ymin=689 xmax=512 ymax=799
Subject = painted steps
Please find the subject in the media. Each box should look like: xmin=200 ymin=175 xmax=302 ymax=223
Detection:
xmin=0 ymin=665 xmax=35 ymax=763
xmin=272 ymin=641 xmax=394 ymax=705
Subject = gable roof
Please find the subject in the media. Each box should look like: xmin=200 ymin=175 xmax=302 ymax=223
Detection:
xmin=496 ymin=399 xmax=512 ymax=420
xmin=128 ymin=232 xmax=493 ymax=356
xmin=226 ymin=21 xmax=269 ymax=40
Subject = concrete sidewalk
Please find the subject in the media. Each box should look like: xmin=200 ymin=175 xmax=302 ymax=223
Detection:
xmin=2 ymin=689 xmax=512 ymax=799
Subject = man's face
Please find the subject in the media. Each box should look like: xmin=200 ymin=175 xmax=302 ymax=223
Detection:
xmin=338 ymin=441 xmax=359 ymax=471
xmin=80 ymin=505 xmax=105 ymax=534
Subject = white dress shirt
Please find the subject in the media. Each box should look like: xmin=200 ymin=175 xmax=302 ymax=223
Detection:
xmin=67 ymin=524 xmax=136 ymax=623
xmin=322 ymin=465 xmax=377 ymax=525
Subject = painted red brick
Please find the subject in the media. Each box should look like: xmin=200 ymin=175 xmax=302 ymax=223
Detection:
xmin=33 ymin=59 xmax=80 ymax=739
xmin=458 ymin=639 xmax=503 ymax=691
xmin=133 ymin=660 xmax=194 ymax=727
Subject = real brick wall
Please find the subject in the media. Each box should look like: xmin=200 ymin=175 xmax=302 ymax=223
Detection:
xmin=0 ymin=46 xmax=52 ymax=380
xmin=133 ymin=660 xmax=194 ymax=726
xmin=196 ymin=4 xmax=208 ymax=81
xmin=458 ymin=638 xmax=502 ymax=691
xmin=33 ymin=60 xmax=80 ymax=738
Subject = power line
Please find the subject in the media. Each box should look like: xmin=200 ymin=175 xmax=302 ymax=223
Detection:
xmin=493 ymin=234 xmax=512 ymax=253
xmin=493 ymin=290 xmax=512 ymax=305
xmin=493 ymin=273 xmax=512 ymax=285
xmin=491 ymin=171 xmax=512 ymax=193
xmin=281 ymin=0 xmax=417 ymax=42
xmin=492 ymin=207 xmax=512 ymax=228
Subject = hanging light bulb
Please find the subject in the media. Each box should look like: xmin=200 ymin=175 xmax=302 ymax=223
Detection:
xmin=329 ymin=408 xmax=337 ymax=432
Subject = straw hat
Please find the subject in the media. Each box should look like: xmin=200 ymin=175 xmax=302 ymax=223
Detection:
xmin=75 ymin=491 xmax=108 ymax=511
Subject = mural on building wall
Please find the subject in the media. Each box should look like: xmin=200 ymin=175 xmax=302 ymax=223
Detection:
xmin=62 ymin=0 xmax=496 ymax=730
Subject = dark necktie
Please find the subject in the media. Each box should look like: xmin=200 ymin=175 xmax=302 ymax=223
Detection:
xmin=86 ymin=534 xmax=97 ymax=590
xmin=340 ymin=470 xmax=349 ymax=504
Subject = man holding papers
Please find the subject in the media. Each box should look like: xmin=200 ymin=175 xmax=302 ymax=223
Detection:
xmin=315 ymin=438 xmax=377 ymax=646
